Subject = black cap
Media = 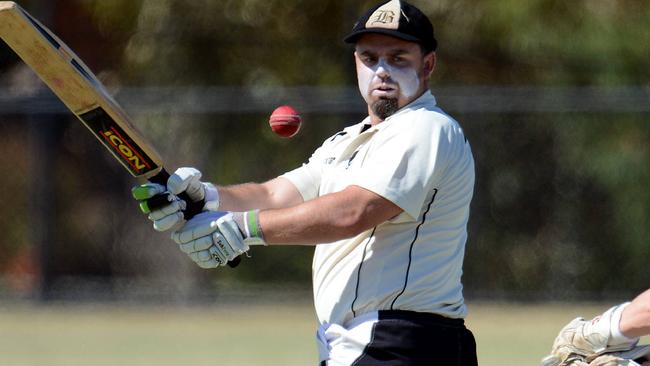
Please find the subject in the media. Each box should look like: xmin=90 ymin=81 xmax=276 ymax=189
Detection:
xmin=344 ymin=0 xmax=437 ymax=52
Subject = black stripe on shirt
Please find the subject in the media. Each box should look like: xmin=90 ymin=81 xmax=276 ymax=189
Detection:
xmin=351 ymin=227 xmax=377 ymax=317
xmin=390 ymin=188 xmax=439 ymax=309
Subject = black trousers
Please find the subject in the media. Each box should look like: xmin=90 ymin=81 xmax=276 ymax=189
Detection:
xmin=320 ymin=310 xmax=477 ymax=366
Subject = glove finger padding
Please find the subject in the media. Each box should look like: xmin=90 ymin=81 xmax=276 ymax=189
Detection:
xmin=148 ymin=199 xmax=186 ymax=232
xmin=197 ymin=256 xmax=221 ymax=269
xmin=148 ymin=199 xmax=185 ymax=220
xmin=172 ymin=212 xmax=227 ymax=244
xmin=189 ymin=249 xmax=213 ymax=263
xmin=168 ymin=167 xmax=205 ymax=202
xmin=132 ymin=183 xmax=185 ymax=231
xmin=171 ymin=211 xmax=249 ymax=268
xmin=152 ymin=212 xmax=184 ymax=232
xmin=178 ymin=235 xmax=213 ymax=254
xmin=132 ymin=183 xmax=166 ymax=200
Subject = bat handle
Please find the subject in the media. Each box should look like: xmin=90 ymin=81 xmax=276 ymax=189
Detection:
xmin=146 ymin=168 xmax=241 ymax=268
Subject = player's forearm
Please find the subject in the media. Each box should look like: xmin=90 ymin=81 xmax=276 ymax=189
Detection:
xmin=619 ymin=289 xmax=650 ymax=338
xmin=258 ymin=197 xmax=355 ymax=245
xmin=217 ymin=177 xmax=303 ymax=212
xmin=259 ymin=186 xmax=401 ymax=245
xmin=217 ymin=183 xmax=270 ymax=211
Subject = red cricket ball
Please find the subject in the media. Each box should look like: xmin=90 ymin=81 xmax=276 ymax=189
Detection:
xmin=269 ymin=105 xmax=301 ymax=138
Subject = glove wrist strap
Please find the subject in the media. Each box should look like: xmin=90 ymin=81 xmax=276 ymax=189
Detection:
xmin=609 ymin=302 xmax=638 ymax=347
xmin=233 ymin=210 xmax=267 ymax=246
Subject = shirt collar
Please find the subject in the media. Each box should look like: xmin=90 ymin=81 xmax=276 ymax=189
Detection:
xmin=367 ymin=90 xmax=437 ymax=131
xmin=352 ymin=91 xmax=437 ymax=134
xmin=386 ymin=90 xmax=437 ymax=121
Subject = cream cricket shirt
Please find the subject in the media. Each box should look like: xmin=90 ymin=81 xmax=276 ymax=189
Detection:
xmin=282 ymin=91 xmax=475 ymax=327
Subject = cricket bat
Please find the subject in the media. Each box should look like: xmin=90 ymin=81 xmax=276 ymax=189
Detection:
xmin=0 ymin=1 xmax=240 ymax=266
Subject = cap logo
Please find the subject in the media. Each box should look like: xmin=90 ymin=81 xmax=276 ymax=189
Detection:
xmin=365 ymin=0 xmax=401 ymax=30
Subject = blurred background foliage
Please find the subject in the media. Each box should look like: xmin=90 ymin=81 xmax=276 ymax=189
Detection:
xmin=0 ymin=0 xmax=649 ymax=302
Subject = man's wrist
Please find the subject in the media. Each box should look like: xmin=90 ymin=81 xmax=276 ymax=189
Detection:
xmin=609 ymin=303 xmax=638 ymax=346
xmin=589 ymin=303 xmax=639 ymax=348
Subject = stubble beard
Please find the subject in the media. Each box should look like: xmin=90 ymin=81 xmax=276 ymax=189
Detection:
xmin=371 ymin=97 xmax=399 ymax=121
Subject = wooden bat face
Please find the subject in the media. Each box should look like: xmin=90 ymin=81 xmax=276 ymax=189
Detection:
xmin=0 ymin=1 xmax=163 ymax=178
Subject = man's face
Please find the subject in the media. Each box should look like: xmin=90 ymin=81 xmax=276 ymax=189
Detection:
xmin=354 ymin=33 xmax=435 ymax=122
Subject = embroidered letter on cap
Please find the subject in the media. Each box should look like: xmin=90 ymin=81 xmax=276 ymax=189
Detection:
xmin=365 ymin=0 xmax=401 ymax=30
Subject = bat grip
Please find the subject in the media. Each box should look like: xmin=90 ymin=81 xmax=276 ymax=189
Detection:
xmin=147 ymin=168 xmax=241 ymax=268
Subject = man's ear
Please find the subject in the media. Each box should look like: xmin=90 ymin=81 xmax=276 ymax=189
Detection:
xmin=423 ymin=52 xmax=436 ymax=79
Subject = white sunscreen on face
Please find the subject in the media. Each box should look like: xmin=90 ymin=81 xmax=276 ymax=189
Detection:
xmin=357 ymin=58 xmax=420 ymax=104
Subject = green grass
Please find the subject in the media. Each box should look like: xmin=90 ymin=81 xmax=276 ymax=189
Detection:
xmin=0 ymin=302 xmax=646 ymax=365
xmin=0 ymin=303 xmax=318 ymax=366
xmin=468 ymin=302 xmax=604 ymax=366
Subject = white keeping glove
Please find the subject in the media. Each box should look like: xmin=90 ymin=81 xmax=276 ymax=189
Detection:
xmin=171 ymin=211 xmax=266 ymax=268
xmin=543 ymin=304 xmax=639 ymax=366
xmin=546 ymin=345 xmax=650 ymax=366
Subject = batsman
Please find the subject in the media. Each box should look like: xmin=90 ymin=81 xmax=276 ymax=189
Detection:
xmin=133 ymin=1 xmax=478 ymax=364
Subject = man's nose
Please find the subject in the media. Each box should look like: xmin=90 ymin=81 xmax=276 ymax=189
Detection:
xmin=376 ymin=68 xmax=389 ymax=80
xmin=375 ymin=60 xmax=390 ymax=79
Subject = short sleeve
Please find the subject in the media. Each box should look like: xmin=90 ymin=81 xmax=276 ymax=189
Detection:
xmin=349 ymin=119 xmax=451 ymax=220
xmin=280 ymin=145 xmax=326 ymax=202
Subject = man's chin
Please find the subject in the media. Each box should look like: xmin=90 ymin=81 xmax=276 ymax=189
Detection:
xmin=372 ymin=98 xmax=399 ymax=121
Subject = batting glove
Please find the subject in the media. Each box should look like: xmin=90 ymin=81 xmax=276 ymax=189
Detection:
xmin=131 ymin=182 xmax=185 ymax=231
xmin=131 ymin=167 xmax=220 ymax=232
xmin=167 ymin=167 xmax=220 ymax=211
xmin=171 ymin=211 xmax=266 ymax=268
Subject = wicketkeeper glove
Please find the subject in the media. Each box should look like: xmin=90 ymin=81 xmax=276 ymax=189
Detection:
xmin=546 ymin=345 xmax=650 ymax=366
xmin=542 ymin=304 xmax=639 ymax=366
xmin=171 ymin=210 xmax=266 ymax=268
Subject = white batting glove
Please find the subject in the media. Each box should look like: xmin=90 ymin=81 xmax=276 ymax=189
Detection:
xmin=168 ymin=167 xmax=220 ymax=211
xmin=171 ymin=211 xmax=266 ymax=268
xmin=131 ymin=167 xmax=220 ymax=232
xmin=132 ymin=182 xmax=186 ymax=231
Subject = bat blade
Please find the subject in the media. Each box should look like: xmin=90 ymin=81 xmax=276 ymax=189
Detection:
xmin=0 ymin=1 xmax=162 ymax=179
xmin=0 ymin=1 xmax=241 ymax=267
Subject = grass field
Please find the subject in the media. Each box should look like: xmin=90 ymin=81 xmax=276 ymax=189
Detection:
xmin=0 ymin=301 xmax=645 ymax=365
